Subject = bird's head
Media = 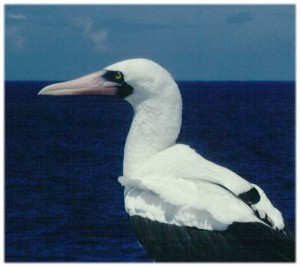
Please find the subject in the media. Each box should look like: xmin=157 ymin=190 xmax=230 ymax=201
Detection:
xmin=38 ymin=58 xmax=178 ymax=107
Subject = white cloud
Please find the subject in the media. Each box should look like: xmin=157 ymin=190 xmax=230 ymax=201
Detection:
xmin=8 ymin=14 xmax=27 ymax=20
xmin=72 ymin=17 xmax=109 ymax=53
xmin=6 ymin=25 xmax=25 ymax=51
xmin=6 ymin=13 xmax=27 ymax=51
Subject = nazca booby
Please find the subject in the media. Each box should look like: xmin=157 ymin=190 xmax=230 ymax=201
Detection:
xmin=38 ymin=58 xmax=294 ymax=262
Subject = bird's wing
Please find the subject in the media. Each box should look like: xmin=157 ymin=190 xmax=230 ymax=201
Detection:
xmin=121 ymin=174 xmax=294 ymax=261
xmin=120 ymin=174 xmax=263 ymax=230
xmin=121 ymin=144 xmax=285 ymax=231
xmin=133 ymin=144 xmax=255 ymax=195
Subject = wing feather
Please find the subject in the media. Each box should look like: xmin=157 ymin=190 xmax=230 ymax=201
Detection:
xmin=130 ymin=215 xmax=295 ymax=262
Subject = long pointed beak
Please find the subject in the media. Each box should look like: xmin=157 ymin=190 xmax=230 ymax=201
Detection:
xmin=38 ymin=70 xmax=119 ymax=96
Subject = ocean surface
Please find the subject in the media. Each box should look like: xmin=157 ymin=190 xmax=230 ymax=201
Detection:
xmin=5 ymin=81 xmax=295 ymax=262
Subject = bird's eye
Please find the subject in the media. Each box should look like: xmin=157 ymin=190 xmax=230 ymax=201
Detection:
xmin=115 ymin=72 xmax=123 ymax=80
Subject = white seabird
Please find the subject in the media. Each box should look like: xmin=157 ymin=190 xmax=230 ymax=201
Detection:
xmin=38 ymin=58 xmax=294 ymax=262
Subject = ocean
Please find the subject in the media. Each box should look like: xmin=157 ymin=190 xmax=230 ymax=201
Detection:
xmin=5 ymin=81 xmax=295 ymax=262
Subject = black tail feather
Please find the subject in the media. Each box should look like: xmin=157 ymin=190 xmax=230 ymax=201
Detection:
xmin=130 ymin=215 xmax=295 ymax=262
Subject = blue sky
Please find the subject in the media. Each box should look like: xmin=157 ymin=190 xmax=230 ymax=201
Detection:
xmin=5 ymin=5 xmax=295 ymax=81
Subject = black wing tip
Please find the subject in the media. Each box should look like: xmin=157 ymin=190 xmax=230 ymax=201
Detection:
xmin=238 ymin=187 xmax=261 ymax=205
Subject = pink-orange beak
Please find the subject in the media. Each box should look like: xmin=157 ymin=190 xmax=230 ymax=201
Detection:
xmin=38 ymin=70 xmax=119 ymax=96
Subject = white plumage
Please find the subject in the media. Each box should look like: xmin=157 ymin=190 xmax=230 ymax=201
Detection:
xmin=118 ymin=145 xmax=284 ymax=231
xmin=104 ymin=59 xmax=284 ymax=231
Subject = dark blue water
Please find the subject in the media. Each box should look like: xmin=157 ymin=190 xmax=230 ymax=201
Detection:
xmin=5 ymin=81 xmax=295 ymax=262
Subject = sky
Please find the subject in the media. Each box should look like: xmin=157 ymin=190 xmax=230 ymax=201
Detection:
xmin=5 ymin=4 xmax=295 ymax=81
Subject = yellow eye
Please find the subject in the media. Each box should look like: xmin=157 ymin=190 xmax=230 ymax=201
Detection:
xmin=115 ymin=72 xmax=123 ymax=80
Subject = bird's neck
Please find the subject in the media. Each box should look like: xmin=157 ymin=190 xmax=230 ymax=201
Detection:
xmin=123 ymin=88 xmax=182 ymax=177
